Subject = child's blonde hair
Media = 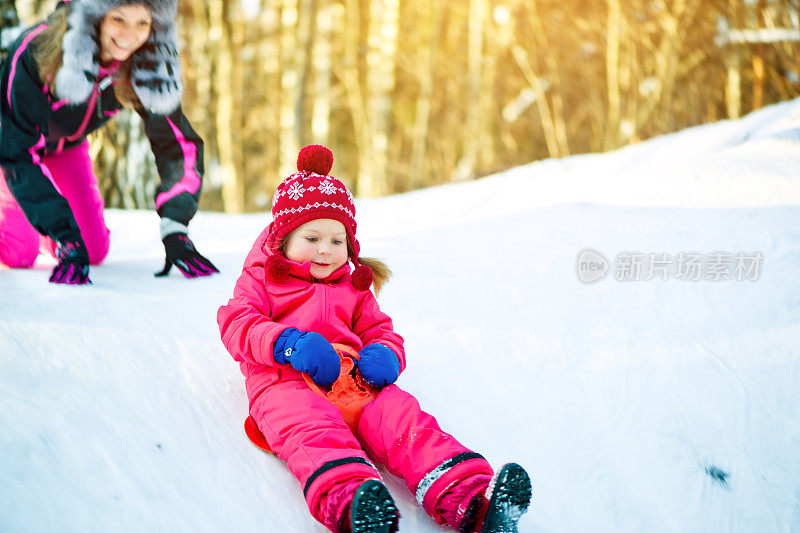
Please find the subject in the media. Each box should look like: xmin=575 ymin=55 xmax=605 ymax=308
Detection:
xmin=356 ymin=257 xmax=391 ymax=296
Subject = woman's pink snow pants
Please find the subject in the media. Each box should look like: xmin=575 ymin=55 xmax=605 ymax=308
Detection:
xmin=251 ymin=377 xmax=493 ymax=531
xmin=0 ymin=141 xmax=110 ymax=268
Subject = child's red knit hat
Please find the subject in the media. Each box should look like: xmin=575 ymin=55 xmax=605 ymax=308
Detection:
xmin=265 ymin=145 xmax=373 ymax=290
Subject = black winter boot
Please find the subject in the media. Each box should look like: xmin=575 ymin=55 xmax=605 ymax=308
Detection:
xmin=459 ymin=463 xmax=532 ymax=533
xmin=340 ymin=479 xmax=399 ymax=533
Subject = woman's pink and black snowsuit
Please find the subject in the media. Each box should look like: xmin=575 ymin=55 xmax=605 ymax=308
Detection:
xmin=0 ymin=21 xmax=203 ymax=268
xmin=217 ymin=227 xmax=494 ymax=531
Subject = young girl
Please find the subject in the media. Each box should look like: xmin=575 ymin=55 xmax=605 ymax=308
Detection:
xmin=217 ymin=145 xmax=532 ymax=533
xmin=0 ymin=0 xmax=217 ymax=283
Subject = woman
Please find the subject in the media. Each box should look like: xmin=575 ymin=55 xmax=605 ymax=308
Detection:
xmin=0 ymin=0 xmax=217 ymax=284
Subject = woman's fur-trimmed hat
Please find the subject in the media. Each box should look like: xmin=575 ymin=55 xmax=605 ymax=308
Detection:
xmin=54 ymin=0 xmax=182 ymax=115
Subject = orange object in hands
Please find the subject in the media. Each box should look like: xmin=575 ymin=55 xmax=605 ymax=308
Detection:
xmin=244 ymin=343 xmax=379 ymax=453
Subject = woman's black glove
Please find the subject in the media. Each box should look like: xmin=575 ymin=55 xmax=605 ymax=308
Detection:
xmin=155 ymin=233 xmax=219 ymax=278
xmin=49 ymin=238 xmax=91 ymax=285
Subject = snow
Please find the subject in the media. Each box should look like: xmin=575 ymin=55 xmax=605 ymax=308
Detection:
xmin=2 ymin=99 xmax=800 ymax=532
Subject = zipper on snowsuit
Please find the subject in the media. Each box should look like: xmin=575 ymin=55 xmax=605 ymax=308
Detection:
xmin=55 ymin=76 xmax=112 ymax=153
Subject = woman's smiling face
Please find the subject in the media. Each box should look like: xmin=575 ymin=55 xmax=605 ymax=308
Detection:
xmin=98 ymin=4 xmax=152 ymax=64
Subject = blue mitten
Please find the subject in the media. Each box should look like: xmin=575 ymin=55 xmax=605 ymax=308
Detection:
xmin=356 ymin=343 xmax=400 ymax=387
xmin=273 ymin=328 xmax=340 ymax=386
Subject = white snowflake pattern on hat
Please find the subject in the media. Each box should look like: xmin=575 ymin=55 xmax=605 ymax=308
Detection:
xmin=273 ymin=202 xmax=354 ymax=219
xmin=318 ymin=180 xmax=337 ymax=195
xmin=287 ymin=182 xmax=305 ymax=201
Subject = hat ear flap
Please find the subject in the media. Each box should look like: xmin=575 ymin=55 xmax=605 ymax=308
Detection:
xmin=351 ymin=263 xmax=373 ymax=291
xmin=130 ymin=23 xmax=183 ymax=114
xmin=54 ymin=3 xmax=99 ymax=104
xmin=266 ymin=254 xmax=291 ymax=281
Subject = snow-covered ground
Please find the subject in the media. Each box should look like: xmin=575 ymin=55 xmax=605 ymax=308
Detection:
xmin=2 ymin=99 xmax=800 ymax=532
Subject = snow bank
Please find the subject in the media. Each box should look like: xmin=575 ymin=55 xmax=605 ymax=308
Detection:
xmin=2 ymin=99 xmax=799 ymax=532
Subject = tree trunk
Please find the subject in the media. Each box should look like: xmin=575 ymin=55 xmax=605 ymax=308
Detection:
xmin=210 ymin=0 xmax=244 ymax=213
xmin=360 ymin=0 xmax=399 ymax=197
xmin=278 ymin=0 xmax=317 ymax=177
xmin=752 ymin=0 xmax=767 ymax=110
xmin=341 ymin=0 xmax=366 ymax=191
xmin=186 ymin=0 xmax=213 ymax=157
xmin=231 ymin=3 xmax=247 ymax=207
xmin=311 ymin=1 xmax=337 ymax=144
xmin=524 ymin=1 xmax=570 ymax=155
xmin=605 ymin=0 xmax=622 ymax=150
xmin=724 ymin=0 xmax=744 ymax=119
xmin=633 ymin=0 xmax=696 ymax=134
xmin=409 ymin=1 xmax=444 ymax=189
xmin=279 ymin=0 xmax=300 ymax=177
xmin=263 ymin=0 xmax=283 ymax=194
xmin=455 ymin=0 xmax=487 ymax=180
xmin=511 ymin=45 xmax=561 ymax=158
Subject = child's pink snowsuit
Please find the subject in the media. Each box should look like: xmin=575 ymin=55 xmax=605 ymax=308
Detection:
xmin=218 ymin=227 xmax=493 ymax=531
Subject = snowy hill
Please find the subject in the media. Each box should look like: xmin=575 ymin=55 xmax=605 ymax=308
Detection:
xmin=2 ymin=99 xmax=800 ymax=532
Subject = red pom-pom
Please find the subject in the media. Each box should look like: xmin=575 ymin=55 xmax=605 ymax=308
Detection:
xmin=266 ymin=254 xmax=291 ymax=281
xmin=297 ymin=145 xmax=333 ymax=175
xmin=351 ymin=264 xmax=373 ymax=291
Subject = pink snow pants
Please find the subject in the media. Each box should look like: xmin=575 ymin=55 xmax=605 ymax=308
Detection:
xmin=0 ymin=141 xmax=110 ymax=268
xmin=251 ymin=377 xmax=493 ymax=531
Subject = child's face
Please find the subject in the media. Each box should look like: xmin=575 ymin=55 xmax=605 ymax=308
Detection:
xmin=284 ymin=218 xmax=349 ymax=280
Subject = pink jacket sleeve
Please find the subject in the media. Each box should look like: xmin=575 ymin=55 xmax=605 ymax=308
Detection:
xmin=217 ymin=263 xmax=290 ymax=367
xmin=353 ymin=290 xmax=406 ymax=373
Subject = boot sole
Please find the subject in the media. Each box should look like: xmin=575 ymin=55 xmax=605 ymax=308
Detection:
xmin=349 ymin=479 xmax=399 ymax=533
xmin=481 ymin=463 xmax=532 ymax=533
